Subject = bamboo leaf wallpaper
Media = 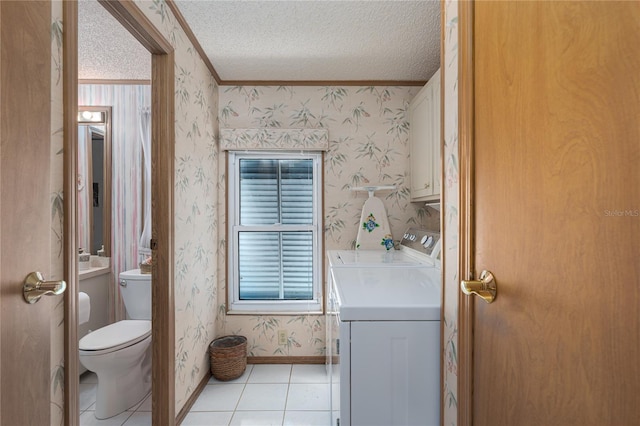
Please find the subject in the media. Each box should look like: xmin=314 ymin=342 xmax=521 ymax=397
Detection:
xmin=443 ymin=1 xmax=460 ymax=424
xmin=50 ymin=4 xmax=65 ymax=424
xmin=217 ymin=85 xmax=440 ymax=358
xmin=137 ymin=0 xmax=219 ymax=412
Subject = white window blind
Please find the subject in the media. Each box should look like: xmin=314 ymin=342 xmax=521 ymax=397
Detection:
xmin=228 ymin=152 xmax=322 ymax=313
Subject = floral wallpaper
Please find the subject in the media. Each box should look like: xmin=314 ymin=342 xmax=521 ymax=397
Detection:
xmin=50 ymin=2 xmax=65 ymax=424
xmin=134 ymin=0 xmax=219 ymax=412
xmin=217 ymin=85 xmax=440 ymax=357
xmin=220 ymin=128 xmax=329 ymax=151
xmin=442 ymin=1 xmax=460 ymax=425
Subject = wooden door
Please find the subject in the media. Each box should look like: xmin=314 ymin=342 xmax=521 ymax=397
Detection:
xmin=1 ymin=1 xmax=57 ymax=424
xmin=463 ymin=1 xmax=640 ymax=425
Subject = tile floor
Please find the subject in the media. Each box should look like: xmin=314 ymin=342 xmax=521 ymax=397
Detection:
xmin=79 ymin=364 xmax=337 ymax=426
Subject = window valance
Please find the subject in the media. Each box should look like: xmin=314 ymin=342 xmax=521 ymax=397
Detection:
xmin=220 ymin=128 xmax=329 ymax=152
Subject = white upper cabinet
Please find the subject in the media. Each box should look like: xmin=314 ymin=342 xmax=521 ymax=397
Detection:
xmin=409 ymin=68 xmax=441 ymax=202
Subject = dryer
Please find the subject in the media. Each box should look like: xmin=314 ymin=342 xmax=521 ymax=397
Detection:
xmin=326 ymin=227 xmax=441 ymax=368
xmin=326 ymin=228 xmax=441 ymax=426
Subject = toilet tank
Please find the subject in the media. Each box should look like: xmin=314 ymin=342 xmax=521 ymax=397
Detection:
xmin=119 ymin=269 xmax=151 ymax=320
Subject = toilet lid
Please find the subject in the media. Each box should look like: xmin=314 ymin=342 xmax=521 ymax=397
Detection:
xmin=79 ymin=320 xmax=151 ymax=352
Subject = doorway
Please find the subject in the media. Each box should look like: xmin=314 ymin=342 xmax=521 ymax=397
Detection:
xmin=64 ymin=1 xmax=175 ymax=424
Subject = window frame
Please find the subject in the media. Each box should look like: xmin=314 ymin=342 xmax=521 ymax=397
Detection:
xmin=227 ymin=151 xmax=323 ymax=314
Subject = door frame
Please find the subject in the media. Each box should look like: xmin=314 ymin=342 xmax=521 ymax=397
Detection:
xmin=457 ymin=1 xmax=474 ymax=426
xmin=63 ymin=1 xmax=176 ymax=424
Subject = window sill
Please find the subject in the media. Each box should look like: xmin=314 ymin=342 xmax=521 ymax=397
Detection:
xmin=226 ymin=310 xmax=324 ymax=316
xmin=228 ymin=298 xmax=322 ymax=315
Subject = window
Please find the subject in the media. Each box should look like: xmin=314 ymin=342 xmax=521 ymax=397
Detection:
xmin=227 ymin=151 xmax=322 ymax=313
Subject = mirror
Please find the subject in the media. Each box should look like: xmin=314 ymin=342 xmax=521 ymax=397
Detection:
xmin=78 ymin=106 xmax=112 ymax=256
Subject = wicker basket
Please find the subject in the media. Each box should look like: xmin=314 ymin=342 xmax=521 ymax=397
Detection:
xmin=209 ymin=335 xmax=247 ymax=381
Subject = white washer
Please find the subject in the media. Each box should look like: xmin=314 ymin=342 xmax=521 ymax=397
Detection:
xmin=326 ymin=228 xmax=441 ymax=426
xmin=326 ymin=228 xmax=441 ymax=380
xmin=327 ymin=228 xmax=441 ymax=269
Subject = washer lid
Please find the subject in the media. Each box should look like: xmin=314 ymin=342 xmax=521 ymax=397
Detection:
xmin=79 ymin=320 xmax=151 ymax=351
xmin=332 ymin=267 xmax=441 ymax=321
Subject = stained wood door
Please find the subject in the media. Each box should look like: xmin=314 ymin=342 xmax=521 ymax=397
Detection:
xmin=466 ymin=1 xmax=640 ymax=425
xmin=1 ymin=1 xmax=57 ymax=424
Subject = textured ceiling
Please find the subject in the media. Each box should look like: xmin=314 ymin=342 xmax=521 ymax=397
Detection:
xmin=174 ymin=0 xmax=441 ymax=82
xmin=78 ymin=0 xmax=441 ymax=83
xmin=78 ymin=0 xmax=151 ymax=80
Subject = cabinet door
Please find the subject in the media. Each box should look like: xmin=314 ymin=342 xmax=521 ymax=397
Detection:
xmin=350 ymin=321 xmax=440 ymax=426
xmin=431 ymin=71 xmax=441 ymax=199
xmin=410 ymin=69 xmax=441 ymax=202
xmin=409 ymin=83 xmax=435 ymax=200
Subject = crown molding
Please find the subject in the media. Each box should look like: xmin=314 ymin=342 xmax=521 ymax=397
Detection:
xmin=165 ymin=0 xmax=221 ymax=83
xmin=220 ymin=80 xmax=428 ymax=87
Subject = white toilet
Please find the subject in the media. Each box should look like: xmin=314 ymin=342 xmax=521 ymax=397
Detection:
xmin=79 ymin=269 xmax=152 ymax=419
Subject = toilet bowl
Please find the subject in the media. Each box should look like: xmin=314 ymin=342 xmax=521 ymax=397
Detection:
xmin=79 ymin=320 xmax=151 ymax=418
xmin=79 ymin=269 xmax=151 ymax=419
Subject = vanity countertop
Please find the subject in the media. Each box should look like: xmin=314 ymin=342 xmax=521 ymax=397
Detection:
xmin=79 ymin=265 xmax=111 ymax=280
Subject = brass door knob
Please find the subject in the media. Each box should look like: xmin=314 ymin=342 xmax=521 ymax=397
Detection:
xmin=461 ymin=270 xmax=497 ymax=304
xmin=23 ymin=272 xmax=66 ymax=304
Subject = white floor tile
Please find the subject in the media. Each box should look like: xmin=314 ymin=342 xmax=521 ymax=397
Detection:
xmin=236 ymin=384 xmax=288 ymax=411
xmin=286 ymin=383 xmax=330 ymax=411
xmin=209 ymin=364 xmax=254 ymax=384
xmin=248 ymin=364 xmax=292 ymax=383
xmin=121 ymin=411 xmax=151 ymax=426
xmin=283 ymin=410 xmax=332 ymax=426
xmin=190 ymin=384 xmax=245 ymax=411
xmin=181 ymin=411 xmax=234 ymax=426
xmin=230 ymin=411 xmax=284 ymax=426
xmin=79 ymin=410 xmax=132 ymax=425
xmin=79 ymin=383 xmax=97 ymax=411
xmin=82 ymin=364 xmax=338 ymax=426
xmin=290 ymin=364 xmax=329 ymax=384
xmin=134 ymin=393 xmax=152 ymax=412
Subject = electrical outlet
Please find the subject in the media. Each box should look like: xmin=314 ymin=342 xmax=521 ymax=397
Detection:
xmin=278 ymin=330 xmax=287 ymax=345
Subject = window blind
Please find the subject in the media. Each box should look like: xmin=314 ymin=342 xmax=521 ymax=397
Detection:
xmin=237 ymin=159 xmax=314 ymax=300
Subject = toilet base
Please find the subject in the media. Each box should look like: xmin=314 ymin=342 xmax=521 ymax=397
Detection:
xmin=80 ymin=333 xmax=152 ymax=419
xmin=94 ymin=368 xmax=151 ymax=419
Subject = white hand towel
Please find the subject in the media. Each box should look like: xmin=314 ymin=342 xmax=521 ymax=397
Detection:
xmin=79 ymin=292 xmax=91 ymax=324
